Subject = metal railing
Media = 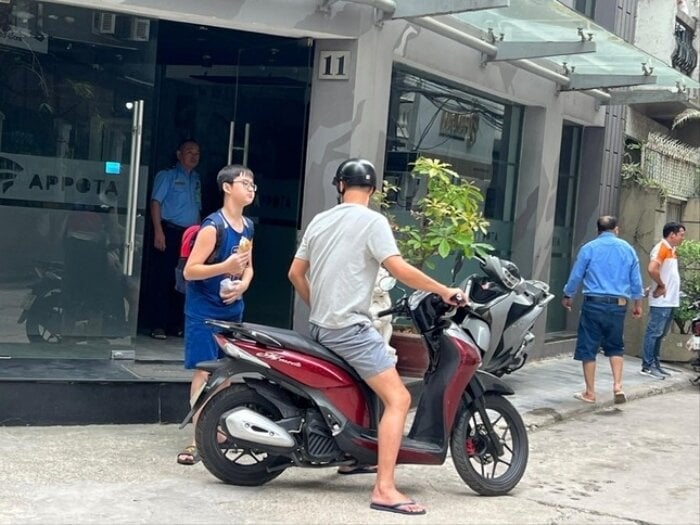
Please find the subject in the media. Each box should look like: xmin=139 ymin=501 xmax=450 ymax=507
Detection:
xmin=672 ymin=19 xmax=698 ymax=77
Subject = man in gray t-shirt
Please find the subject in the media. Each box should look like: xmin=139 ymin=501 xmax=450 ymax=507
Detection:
xmin=288 ymin=158 xmax=465 ymax=516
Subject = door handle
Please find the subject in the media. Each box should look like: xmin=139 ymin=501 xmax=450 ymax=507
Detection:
xmin=122 ymin=99 xmax=144 ymax=277
xmin=227 ymin=121 xmax=250 ymax=166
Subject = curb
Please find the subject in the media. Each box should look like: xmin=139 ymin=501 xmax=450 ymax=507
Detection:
xmin=521 ymin=372 xmax=696 ymax=431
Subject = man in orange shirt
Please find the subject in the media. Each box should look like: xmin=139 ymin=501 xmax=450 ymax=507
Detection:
xmin=640 ymin=222 xmax=686 ymax=379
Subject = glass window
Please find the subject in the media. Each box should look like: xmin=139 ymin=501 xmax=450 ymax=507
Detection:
xmin=0 ymin=1 xmax=156 ymax=346
xmin=546 ymin=125 xmax=582 ymax=333
xmin=384 ymin=66 xmax=522 ymax=281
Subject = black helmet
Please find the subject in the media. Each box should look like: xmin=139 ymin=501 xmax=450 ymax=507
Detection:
xmin=332 ymin=158 xmax=377 ymax=189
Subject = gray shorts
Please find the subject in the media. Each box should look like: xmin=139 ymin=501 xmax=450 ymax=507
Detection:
xmin=310 ymin=322 xmax=396 ymax=380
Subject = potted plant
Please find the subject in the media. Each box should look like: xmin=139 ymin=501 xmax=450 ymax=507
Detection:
xmin=373 ymin=156 xmax=491 ymax=376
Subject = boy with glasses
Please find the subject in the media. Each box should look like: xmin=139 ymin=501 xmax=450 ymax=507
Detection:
xmin=176 ymin=164 xmax=256 ymax=465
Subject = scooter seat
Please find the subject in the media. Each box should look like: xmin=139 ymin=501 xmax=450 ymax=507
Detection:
xmin=238 ymin=322 xmax=362 ymax=381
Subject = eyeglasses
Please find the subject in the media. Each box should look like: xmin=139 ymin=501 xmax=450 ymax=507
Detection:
xmin=230 ymin=180 xmax=257 ymax=192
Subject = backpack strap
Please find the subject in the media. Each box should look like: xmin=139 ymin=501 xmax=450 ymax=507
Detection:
xmin=242 ymin=216 xmax=254 ymax=240
xmin=202 ymin=211 xmax=227 ymax=264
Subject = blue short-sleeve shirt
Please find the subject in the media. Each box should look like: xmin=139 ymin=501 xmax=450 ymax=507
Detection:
xmin=151 ymin=163 xmax=201 ymax=227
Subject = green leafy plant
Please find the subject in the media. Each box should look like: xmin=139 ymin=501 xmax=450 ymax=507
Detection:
xmin=374 ymin=156 xmax=491 ymax=271
xmin=620 ymin=141 xmax=667 ymax=199
xmin=674 ymin=239 xmax=700 ymax=333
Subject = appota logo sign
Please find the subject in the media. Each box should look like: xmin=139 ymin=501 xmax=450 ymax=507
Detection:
xmin=0 ymin=153 xmax=124 ymax=206
xmin=0 ymin=155 xmax=22 ymax=194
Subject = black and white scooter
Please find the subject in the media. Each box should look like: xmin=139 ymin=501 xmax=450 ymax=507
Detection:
xmin=453 ymin=255 xmax=554 ymax=377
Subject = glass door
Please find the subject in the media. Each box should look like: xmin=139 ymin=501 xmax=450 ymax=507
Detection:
xmin=145 ymin=22 xmax=313 ymax=329
xmin=0 ymin=2 xmax=156 ymax=351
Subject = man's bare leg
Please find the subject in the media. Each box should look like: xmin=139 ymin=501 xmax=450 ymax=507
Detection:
xmin=580 ymin=360 xmax=596 ymax=401
xmin=365 ymin=368 xmax=425 ymax=513
xmin=609 ymin=355 xmax=624 ymax=394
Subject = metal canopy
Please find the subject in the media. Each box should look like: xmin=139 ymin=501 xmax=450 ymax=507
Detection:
xmin=391 ymin=0 xmax=509 ymax=19
xmin=341 ymin=0 xmax=697 ymax=102
xmin=488 ymin=40 xmax=596 ymax=62
xmin=560 ymin=74 xmax=657 ymax=91
xmin=600 ymin=90 xmax=691 ymax=106
xmin=443 ymin=0 xmax=699 ymax=91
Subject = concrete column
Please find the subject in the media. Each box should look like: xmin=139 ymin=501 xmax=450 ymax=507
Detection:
xmin=510 ymin=105 xmax=563 ymax=353
xmin=293 ymin=27 xmax=395 ymax=332
xmin=511 ymin=106 xmax=563 ymax=282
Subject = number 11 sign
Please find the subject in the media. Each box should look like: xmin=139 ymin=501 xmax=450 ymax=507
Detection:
xmin=318 ymin=51 xmax=350 ymax=80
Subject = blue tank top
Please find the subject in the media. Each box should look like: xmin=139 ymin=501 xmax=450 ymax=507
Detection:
xmin=184 ymin=210 xmax=254 ymax=321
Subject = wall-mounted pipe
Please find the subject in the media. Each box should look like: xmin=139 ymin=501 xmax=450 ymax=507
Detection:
xmin=336 ymin=0 xmax=396 ymax=15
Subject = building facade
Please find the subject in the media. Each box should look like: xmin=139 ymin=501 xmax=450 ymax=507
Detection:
xmin=0 ymin=0 xmax=697 ymax=363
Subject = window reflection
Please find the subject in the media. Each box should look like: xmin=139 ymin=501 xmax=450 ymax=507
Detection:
xmin=385 ymin=67 xmax=523 ymax=278
xmin=0 ymin=1 xmax=155 ymax=344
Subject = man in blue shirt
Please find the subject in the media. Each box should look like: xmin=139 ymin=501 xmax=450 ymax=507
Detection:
xmin=149 ymin=139 xmax=202 ymax=339
xmin=562 ymin=216 xmax=644 ymax=405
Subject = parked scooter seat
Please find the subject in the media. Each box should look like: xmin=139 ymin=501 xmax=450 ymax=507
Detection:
xmin=236 ymin=322 xmax=362 ymax=381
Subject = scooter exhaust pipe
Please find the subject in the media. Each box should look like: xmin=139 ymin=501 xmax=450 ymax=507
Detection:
xmin=221 ymin=407 xmax=295 ymax=452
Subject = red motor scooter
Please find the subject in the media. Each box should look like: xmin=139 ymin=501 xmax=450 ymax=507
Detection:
xmin=182 ymin=287 xmax=529 ymax=496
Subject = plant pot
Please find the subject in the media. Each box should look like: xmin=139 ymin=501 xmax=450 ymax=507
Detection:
xmin=391 ymin=332 xmax=428 ymax=378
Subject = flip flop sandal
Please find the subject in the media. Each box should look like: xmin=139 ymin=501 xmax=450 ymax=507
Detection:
xmin=370 ymin=500 xmax=426 ymax=515
xmin=614 ymin=391 xmax=627 ymax=404
xmin=573 ymin=392 xmax=596 ymax=404
xmin=177 ymin=445 xmax=200 ymax=465
xmin=150 ymin=329 xmax=167 ymax=340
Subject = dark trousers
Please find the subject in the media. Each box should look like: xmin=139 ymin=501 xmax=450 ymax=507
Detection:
xmin=150 ymin=221 xmax=185 ymax=333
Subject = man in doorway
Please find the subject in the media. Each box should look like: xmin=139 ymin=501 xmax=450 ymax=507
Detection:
xmin=149 ymin=139 xmax=202 ymax=339
xmin=561 ymin=215 xmax=644 ymax=405
xmin=640 ymin=221 xmax=686 ymax=379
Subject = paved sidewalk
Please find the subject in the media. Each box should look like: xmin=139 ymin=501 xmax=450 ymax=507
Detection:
xmin=502 ymin=353 xmax=695 ymax=429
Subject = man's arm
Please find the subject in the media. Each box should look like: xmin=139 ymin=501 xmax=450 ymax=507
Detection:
xmin=382 ymin=255 xmax=464 ymax=305
xmin=150 ymin=199 xmax=165 ymax=251
xmin=288 ymin=257 xmax=311 ymax=306
xmin=561 ymin=246 xmax=589 ymax=310
xmin=648 ymin=259 xmax=665 ymax=297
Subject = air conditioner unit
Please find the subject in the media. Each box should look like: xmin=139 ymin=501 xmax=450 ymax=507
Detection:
xmin=92 ymin=12 xmax=116 ymax=35
xmin=128 ymin=18 xmax=150 ymax=41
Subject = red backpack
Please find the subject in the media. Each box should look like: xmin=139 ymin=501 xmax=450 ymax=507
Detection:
xmin=174 ymin=212 xmax=226 ymax=294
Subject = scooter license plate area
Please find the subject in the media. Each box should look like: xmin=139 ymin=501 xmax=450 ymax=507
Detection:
xmin=21 ymin=294 xmax=36 ymax=311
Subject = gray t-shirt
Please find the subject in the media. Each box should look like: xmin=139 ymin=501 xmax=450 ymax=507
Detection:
xmin=295 ymin=203 xmax=400 ymax=329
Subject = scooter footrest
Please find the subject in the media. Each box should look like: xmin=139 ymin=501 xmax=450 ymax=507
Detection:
xmin=399 ymin=436 xmax=442 ymax=454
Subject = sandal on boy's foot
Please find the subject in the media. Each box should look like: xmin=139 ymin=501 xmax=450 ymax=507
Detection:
xmin=370 ymin=500 xmax=426 ymax=515
xmin=614 ymin=391 xmax=627 ymax=404
xmin=573 ymin=392 xmax=596 ymax=404
xmin=337 ymin=464 xmax=377 ymax=475
xmin=177 ymin=445 xmax=200 ymax=465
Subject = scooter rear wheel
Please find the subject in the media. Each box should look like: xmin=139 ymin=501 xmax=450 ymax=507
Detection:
xmin=196 ymin=384 xmax=287 ymax=486
xmin=450 ymin=394 xmax=528 ymax=496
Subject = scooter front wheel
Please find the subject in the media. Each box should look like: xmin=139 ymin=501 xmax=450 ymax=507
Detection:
xmin=196 ymin=384 xmax=287 ymax=487
xmin=450 ymin=394 xmax=528 ymax=496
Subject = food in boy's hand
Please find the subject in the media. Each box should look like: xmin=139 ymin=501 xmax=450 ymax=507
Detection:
xmin=238 ymin=237 xmax=252 ymax=254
